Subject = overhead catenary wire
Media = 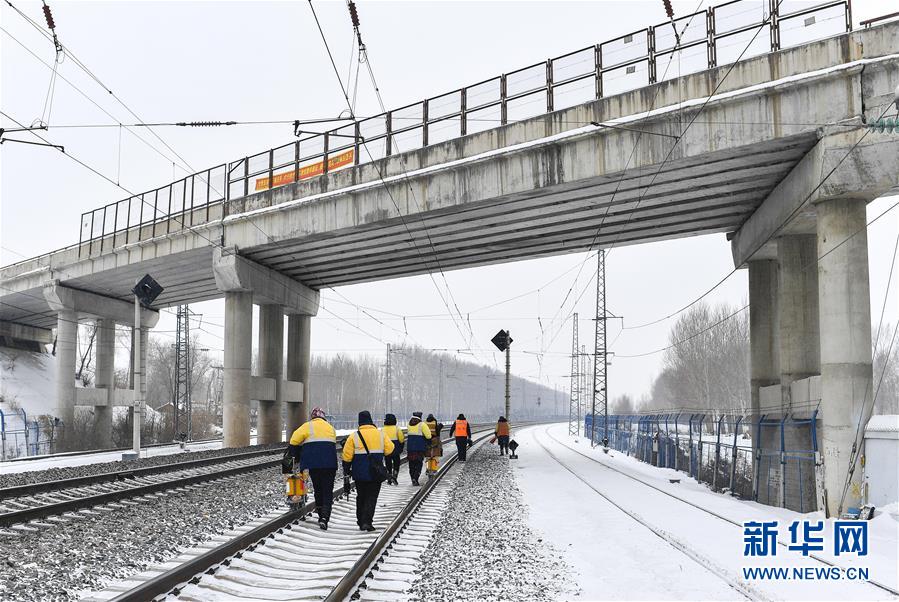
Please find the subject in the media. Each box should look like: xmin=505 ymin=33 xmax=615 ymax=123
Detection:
xmin=3 ymin=5 xmax=438 ymax=353
xmin=306 ymin=0 xmax=482 ymax=362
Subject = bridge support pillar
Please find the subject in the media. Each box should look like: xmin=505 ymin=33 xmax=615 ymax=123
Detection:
xmin=286 ymin=314 xmax=311 ymax=437
xmin=776 ymin=235 xmax=820 ymax=511
xmin=816 ymin=197 xmax=873 ymax=517
xmin=55 ymin=309 xmax=77 ymax=451
xmin=778 ymin=235 xmax=820 ymax=393
xmin=94 ymin=318 xmax=115 ymax=449
xmin=257 ymin=304 xmax=284 ymax=444
xmin=748 ymin=259 xmax=780 ymax=503
xmin=223 ymin=291 xmax=253 ymax=448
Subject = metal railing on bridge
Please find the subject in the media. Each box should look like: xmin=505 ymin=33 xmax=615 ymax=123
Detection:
xmin=73 ymin=0 xmax=850 ymax=259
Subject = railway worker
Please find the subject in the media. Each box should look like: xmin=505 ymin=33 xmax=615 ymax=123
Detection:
xmin=343 ymin=410 xmax=394 ymax=531
xmin=450 ymin=413 xmax=472 ymax=461
xmin=405 ymin=411 xmax=431 ymax=486
xmin=495 ymin=416 xmax=511 ymax=456
xmin=382 ymin=413 xmax=404 ymax=485
xmin=425 ymin=413 xmax=443 ymax=475
xmin=286 ymin=406 xmax=337 ymax=530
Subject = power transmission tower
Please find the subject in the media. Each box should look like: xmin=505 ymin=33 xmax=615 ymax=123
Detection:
xmin=591 ymin=250 xmax=609 ymax=449
xmin=580 ymin=344 xmax=588 ymax=430
xmin=567 ymin=313 xmax=580 ymax=436
xmin=173 ymin=305 xmax=192 ymax=441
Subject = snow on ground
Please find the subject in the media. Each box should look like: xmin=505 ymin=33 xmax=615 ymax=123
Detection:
xmin=0 ymin=347 xmax=56 ymax=417
xmin=514 ymin=423 xmax=898 ymax=601
xmin=409 ymin=441 xmax=576 ymax=601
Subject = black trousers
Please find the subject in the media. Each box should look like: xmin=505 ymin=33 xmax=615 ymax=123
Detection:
xmin=408 ymin=452 xmax=424 ymax=482
xmin=355 ymin=480 xmax=382 ymax=527
xmin=455 ymin=437 xmax=468 ymax=461
xmin=309 ymin=467 xmax=336 ymax=521
xmin=385 ymin=453 xmax=401 ymax=479
xmin=498 ymin=435 xmax=510 ymax=455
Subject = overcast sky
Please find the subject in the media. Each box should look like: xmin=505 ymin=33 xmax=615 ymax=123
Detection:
xmin=2 ymin=1 xmax=897 ymax=411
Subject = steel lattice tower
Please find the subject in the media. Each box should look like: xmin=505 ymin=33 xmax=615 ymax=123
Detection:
xmin=173 ymin=305 xmax=192 ymax=440
xmin=567 ymin=312 xmax=580 ymax=436
xmin=591 ymin=250 xmax=609 ymax=448
xmin=580 ymin=344 xmax=588 ymax=430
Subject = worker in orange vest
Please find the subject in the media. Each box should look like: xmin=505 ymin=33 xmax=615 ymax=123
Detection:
xmin=495 ymin=416 xmax=511 ymax=455
xmin=449 ymin=413 xmax=472 ymax=461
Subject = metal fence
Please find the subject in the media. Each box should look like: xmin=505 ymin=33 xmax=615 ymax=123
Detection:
xmin=72 ymin=0 xmax=850 ymax=260
xmin=585 ymin=410 xmax=820 ymax=513
xmin=0 ymin=408 xmax=59 ymax=459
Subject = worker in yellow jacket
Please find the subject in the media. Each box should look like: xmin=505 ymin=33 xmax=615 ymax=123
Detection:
xmin=343 ymin=411 xmax=394 ymax=531
xmin=405 ymin=411 xmax=431 ymax=486
xmin=382 ymin=413 xmax=405 ymax=485
xmin=286 ymin=407 xmax=337 ymax=530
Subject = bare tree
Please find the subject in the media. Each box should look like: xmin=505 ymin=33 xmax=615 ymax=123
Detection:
xmin=646 ymin=301 xmax=750 ymax=415
xmin=873 ymin=323 xmax=899 ymax=415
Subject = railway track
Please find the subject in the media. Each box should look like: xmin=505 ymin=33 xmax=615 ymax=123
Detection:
xmin=85 ymin=427 xmax=498 ymax=602
xmin=0 ymin=448 xmax=283 ymax=529
xmin=539 ymin=425 xmax=899 ymax=600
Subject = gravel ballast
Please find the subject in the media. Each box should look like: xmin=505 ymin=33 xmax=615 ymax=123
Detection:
xmin=408 ymin=442 xmax=576 ymax=601
xmin=0 ymin=443 xmax=283 ymax=489
xmin=0 ymin=467 xmax=285 ymax=601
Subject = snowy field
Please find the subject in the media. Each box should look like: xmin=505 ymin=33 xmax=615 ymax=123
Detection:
xmin=514 ymin=423 xmax=899 ymax=601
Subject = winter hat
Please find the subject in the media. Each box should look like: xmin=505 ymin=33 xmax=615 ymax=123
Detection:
xmin=457 ymin=413 xmax=466 ymax=420
xmin=412 ymin=411 xmax=423 ymax=418
xmin=384 ymin=413 xmax=397 ymax=426
xmin=358 ymin=410 xmax=374 ymax=426
xmin=311 ymin=407 xmax=326 ymax=420
xmin=426 ymin=413 xmax=436 ymax=422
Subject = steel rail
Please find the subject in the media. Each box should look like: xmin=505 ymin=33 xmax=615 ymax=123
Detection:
xmin=105 ymin=425 xmax=501 ymax=602
xmin=0 ymin=446 xmax=280 ymax=500
xmin=324 ymin=429 xmax=495 ymax=602
xmin=0 ymin=436 xmax=225 ymax=464
xmin=542 ymin=426 xmax=899 ymax=598
xmin=534 ymin=427 xmax=765 ymax=601
xmin=0 ymin=455 xmax=282 ymax=528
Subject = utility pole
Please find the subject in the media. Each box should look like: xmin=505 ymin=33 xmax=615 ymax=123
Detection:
xmin=504 ymin=331 xmax=511 ymax=421
xmin=173 ymin=305 xmax=192 ymax=441
xmin=438 ymin=358 xmax=444 ymax=419
xmin=568 ymin=312 xmax=580 ymax=436
xmin=591 ymin=250 xmax=610 ymax=450
xmin=385 ymin=343 xmax=392 ymax=415
xmin=580 ymin=344 xmax=587 ymax=428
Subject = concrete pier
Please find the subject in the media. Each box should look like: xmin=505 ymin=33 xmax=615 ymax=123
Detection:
xmin=778 ymin=235 xmax=820 ymax=395
xmin=55 ymin=309 xmax=77 ymax=451
xmin=257 ymin=304 xmax=284 ymax=444
xmin=94 ymin=318 xmax=115 ymax=449
xmin=749 ymin=260 xmax=780 ymax=416
xmin=816 ymin=197 xmax=874 ymax=517
xmin=286 ymin=314 xmax=311 ymax=437
xmin=223 ymin=291 xmax=253 ymax=448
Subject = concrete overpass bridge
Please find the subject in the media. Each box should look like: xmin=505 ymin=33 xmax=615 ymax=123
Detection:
xmin=2 ymin=0 xmax=897 ymax=514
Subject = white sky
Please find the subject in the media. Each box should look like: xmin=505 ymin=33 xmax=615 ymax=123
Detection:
xmin=1 ymin=1 xmax=897 ymax=412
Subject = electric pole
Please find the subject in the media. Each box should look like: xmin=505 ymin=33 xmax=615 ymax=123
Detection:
xmin=385 ymin=343 xmax=392 ymax=415
xmin=568 ymin=313 xmax=580 ymax=436
xmin=591 ymin=250 xmax=609 ymax=449
xmin=173 ymin=305 xmax=192 ymax=441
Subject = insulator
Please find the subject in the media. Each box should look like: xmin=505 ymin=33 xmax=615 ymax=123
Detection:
xmin=42 ymin=3 xmax=56 ymax=30
xmin=662 ymin=0 xmax=674 ymax=19
xmin=348 ymin=1 xmax=360 ymax=28
xmin=175 ymin=121 xmax=236 ymax=127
